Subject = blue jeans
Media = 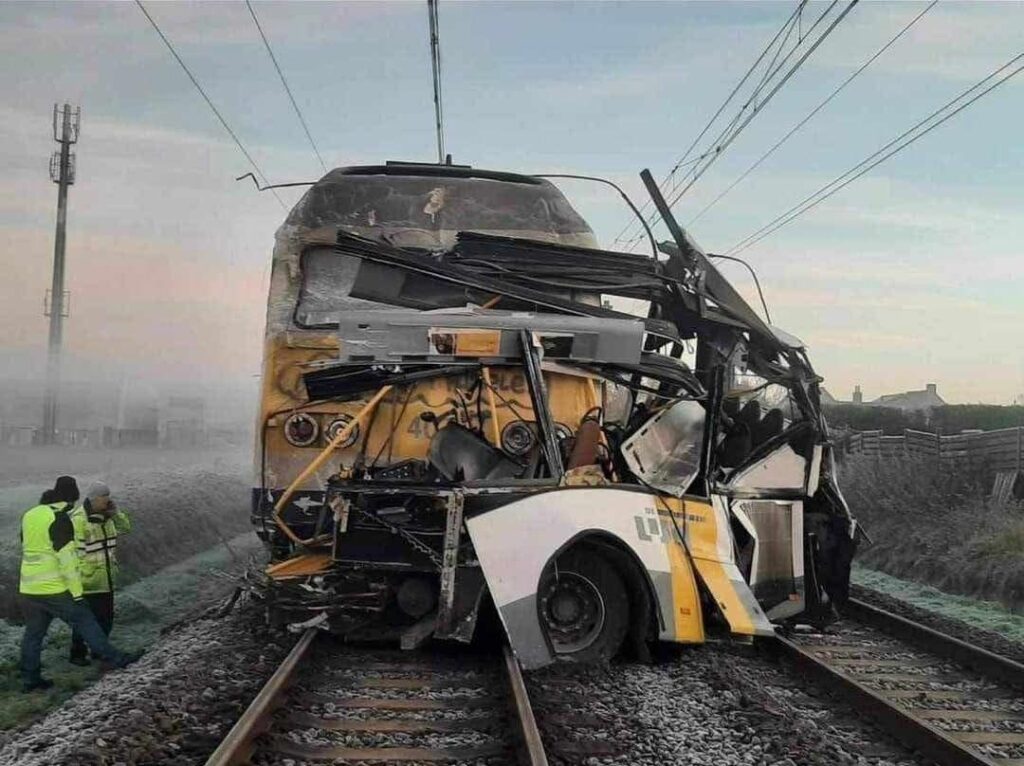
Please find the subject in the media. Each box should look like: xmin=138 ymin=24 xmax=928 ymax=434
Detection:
xmin=20 ymin=593 xmax=129 ymax=683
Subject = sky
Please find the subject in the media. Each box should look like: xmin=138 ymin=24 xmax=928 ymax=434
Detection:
xmin=0 ymin=0 xmax=1021 ymax=406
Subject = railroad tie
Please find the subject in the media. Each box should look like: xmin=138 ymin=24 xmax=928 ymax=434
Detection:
xmin=268 ymin=736 xmax=507 ymax=762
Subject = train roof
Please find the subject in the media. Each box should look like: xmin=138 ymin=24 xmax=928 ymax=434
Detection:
xmin=320 ymin=162 xmax=546 ymax=186
xmin=282 ymin=161 xmax=596 ymax=245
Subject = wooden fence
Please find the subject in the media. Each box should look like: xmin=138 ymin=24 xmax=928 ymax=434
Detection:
xmin=838 ymin=427 xmax=1024 ymax=502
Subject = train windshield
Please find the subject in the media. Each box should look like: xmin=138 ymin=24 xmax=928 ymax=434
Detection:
xmin=285 ymin=170 xmax=594 ymax=248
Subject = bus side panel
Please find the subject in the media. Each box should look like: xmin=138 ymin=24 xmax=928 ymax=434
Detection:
xmin=663 ymin=496 xmax=775 ymax=637
xmin=466 ymin=488 xmax=699 ymax=669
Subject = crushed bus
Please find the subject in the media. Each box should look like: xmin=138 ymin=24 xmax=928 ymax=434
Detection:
xmin=251 ymin=161 xmax=858 ymax=668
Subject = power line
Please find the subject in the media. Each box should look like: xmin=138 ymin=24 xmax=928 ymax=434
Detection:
xmin=668 ymin=0 xmax=833 ymax=199
xmin=135 ymin=0 xmax=287 ymax=210
xmin=617 ymin=0 xmax=839 ymax=248
xmin=427 ymin=0 xmax=446 ymax=163
xmin=726 ymin=53 xmax=1024 ymax=255
xmin=617 ymin=0 xmax=860 ymax=251
xmin=708 ymin=253 xmax=773 ymax=323
xmin=245 ymin=0 xmax=328 ymax=174
xmin=687 ymin=0 xmax=938 ymax=227
xmin=664 ymin=1 xmax=809 ymax=190
xmin=659 ymin=0 xmax=858 ymax=215
xmin=611 ymin=0 xmax=809 ymax=246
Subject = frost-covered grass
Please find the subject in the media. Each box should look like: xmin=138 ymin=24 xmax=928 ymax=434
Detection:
xmin=0 ymin=533 xmax=263 ymax=731
xmin=853 ymin=565 xmax=1024 ymax=644
xmin=0 ymin=450 xmax=253 ymax=620
xmin=841 ymin=455 xmax=1024 ymax=610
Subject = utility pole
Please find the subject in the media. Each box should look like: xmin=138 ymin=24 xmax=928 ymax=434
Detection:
xmin=41 ymin=103 xmax=80 ymax=445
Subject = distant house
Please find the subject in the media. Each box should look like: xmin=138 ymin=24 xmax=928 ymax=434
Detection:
xmin=822 ymin=383 xmax=945 ymax=413
xmin=870 ymin=383 xmax=945 ymax=412
xmin=820 ymin=385 xmax=861 ymax=406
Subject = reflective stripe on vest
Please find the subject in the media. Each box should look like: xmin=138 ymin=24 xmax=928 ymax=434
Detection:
xmin=81 ymin=539 xmax=117 ymax=554
xmin=71 ymin=509 xmax=123 ymax=594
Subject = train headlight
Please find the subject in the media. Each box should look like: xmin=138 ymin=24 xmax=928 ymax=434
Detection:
xmin=283 ymin=413 xmax=319 ymax=447
xmin=501 ymin=420 xmax=535 ymax=456
xmin=325 ymin=415 xmax=360 ymax=448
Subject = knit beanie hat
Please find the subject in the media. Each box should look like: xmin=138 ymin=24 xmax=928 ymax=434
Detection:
xmin=53 ymin=476 xmax=80 ymax=504
xmin=86 ymin=481 xmax=111 ymax=500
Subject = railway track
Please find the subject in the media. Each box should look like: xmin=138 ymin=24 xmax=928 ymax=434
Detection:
xmin=775 ymin=596 xmax=1024 ymax=766
xmin=204 ymin=630 xmax=548 ymax=765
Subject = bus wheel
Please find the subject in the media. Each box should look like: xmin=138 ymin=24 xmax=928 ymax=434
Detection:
xmin=538 ymin=550 xmax=629 ymax=663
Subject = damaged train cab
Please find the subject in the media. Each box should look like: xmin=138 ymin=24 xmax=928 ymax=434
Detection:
xmin=252 ymin=161 xmax=858 ymax=668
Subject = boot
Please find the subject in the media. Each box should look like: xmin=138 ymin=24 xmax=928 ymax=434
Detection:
xmin=22 ymin=677 xmax=54 ymax=693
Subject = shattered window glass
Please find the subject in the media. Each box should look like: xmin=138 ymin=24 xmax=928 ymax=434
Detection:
xmin=295 ymin=250 xmax=393 ymax=326
xmin=287 ymin=172 xmax=593 ymax=239
xmin=621 ymin=399 xmax=706 ymax=496
xmin=717 ymin=342 xmax=808 ymax=470
xmin=724 ymin=342 xmax=802 ymax=424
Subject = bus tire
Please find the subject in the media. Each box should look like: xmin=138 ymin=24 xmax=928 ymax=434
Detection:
xmin=538 ymin=549 xmax=629 ymax=663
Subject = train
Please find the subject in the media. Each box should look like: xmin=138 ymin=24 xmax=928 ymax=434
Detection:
xmin=251 ymin=161 xmax=858 ymax=668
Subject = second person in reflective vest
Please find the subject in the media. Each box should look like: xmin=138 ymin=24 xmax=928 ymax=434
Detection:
xmin=69 ymin=481 xmax=131 ymax=665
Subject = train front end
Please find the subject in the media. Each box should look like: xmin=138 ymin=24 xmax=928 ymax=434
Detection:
xmin=252 ymin=162 xmax=857 ymax=666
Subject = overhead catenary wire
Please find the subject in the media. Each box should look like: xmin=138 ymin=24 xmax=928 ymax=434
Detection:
xmin=660 ymin=0 xmax=838 ymax=205
xmin=687 ymin=0 xmax=938 ymax=227
xmin=708 ymin=253 xmax=773 ymax=324
xmin=616 ymin=0 xmax=839 ymax=248
xmin=245 ymin=0 xmax=328 ymax=174
xmin=135 ymin=0 xmax=287 ymax=210
xmin=659 ymin=0 xmax=859 ymax=216
xmin=617 ymin=0 xmax=860 ymax=251
xmin=726 ymin=52 xmax=1024 ymax=255
xmin=663 ymin=1 xmax=810 ymax=196
xmin=611 ymin=0 xmax=809 ymax=246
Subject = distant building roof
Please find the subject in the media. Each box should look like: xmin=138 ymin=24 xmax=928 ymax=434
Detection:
xmin=820 ymin=387 xmax=839 ymax=405
xmin=871 ymin=383 xmax=945 ymax=411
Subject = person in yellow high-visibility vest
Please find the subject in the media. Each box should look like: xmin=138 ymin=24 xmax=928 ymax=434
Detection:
xmin=68 ymin=481 xmax=131 ymax=665
xmin=19 ymin=476 xmax=140 ymax=692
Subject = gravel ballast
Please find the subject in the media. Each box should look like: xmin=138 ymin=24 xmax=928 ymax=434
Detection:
xmin=0 ymin=624 xmax=940 ymax=766
xmin=527 ymin=642 xmax=929 ymax=766
xmin=0 ymin=606 xmax=291 ymax=766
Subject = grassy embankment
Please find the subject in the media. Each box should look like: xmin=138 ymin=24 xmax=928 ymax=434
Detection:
xmin=853 ymin=567 xmax=1024 ymax=643
xmin=0 ymin=447 xmax=264 ymax=730
xmin=0 ymin=447 xmax=254 ymax=619
xmin=0 ymin=534 xmax=264 ymax=730
xmin=840 ymin=454 xmax=1024 ymax=612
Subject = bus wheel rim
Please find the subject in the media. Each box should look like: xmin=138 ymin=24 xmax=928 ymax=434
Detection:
xmin=539 ymin=571 xmax=605 ymax=654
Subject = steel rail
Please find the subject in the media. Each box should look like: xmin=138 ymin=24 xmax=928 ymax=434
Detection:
xmin=504 ymin=645 xmax=549 ymax=766
xmin=773 ymin=634 xmax=1000 ymax=766
xmin=204 ymin=627 xmax=317 ymax=766
xmin=206 ymin=632 xmax=549 ymax=765
xmin=772 ymin=599 xmax=1024 ymax=766
xmin=843 ymin=596 xmax=1024 ymax=689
